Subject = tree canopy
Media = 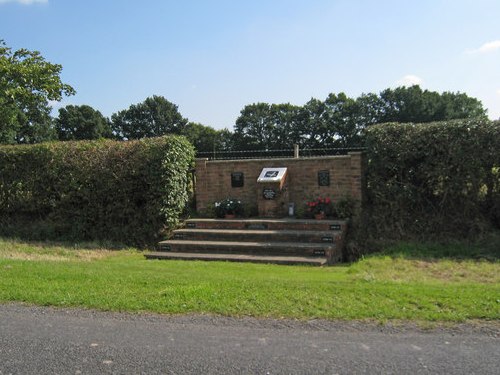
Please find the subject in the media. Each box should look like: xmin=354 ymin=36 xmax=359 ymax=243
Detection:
xmin=231 ymin=86 xmax=488 ymax=151
xmin=56 ymin=104 xmax=112 ymax=141
xmin=0 ymin=40 xmax=75 ymax=144
xmin=181 ymin=122 xmax=233 ymax=153
xmin=1 ymin=39 xmax=490 ymax=153
xmin=111 ymin=95 xmax=187 ymax=140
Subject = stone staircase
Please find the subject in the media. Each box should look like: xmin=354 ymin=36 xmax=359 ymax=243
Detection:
xmin=145 ymin=218 xmax=348 ymax=266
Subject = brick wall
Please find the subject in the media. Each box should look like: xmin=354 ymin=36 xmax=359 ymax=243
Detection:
xmin=195 ymin=152 xmax=366 ymax=216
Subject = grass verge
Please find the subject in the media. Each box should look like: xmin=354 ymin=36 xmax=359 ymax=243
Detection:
xmin=0 ymin=237 xmax=498 ymax=322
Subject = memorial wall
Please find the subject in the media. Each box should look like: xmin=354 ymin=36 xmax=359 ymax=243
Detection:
xmin=194 ymin=152 xmax=365 ymax=218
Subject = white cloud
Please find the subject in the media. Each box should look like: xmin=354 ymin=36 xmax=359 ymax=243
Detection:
xmin=467 ymin=40 xmax=500 ymax=54
xmin=396 ymin=75 xmax=423 ymax=87
xmin=497 ymin=89 xmax=500 ymax=96
xmin=0 ymin=0 xmax=47 ymax=4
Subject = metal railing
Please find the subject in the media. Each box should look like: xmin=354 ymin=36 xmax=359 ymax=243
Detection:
xmin=196 ymin=146 xmax=365 ymax=160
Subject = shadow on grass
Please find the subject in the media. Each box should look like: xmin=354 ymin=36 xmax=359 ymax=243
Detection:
xmin=0 ymin=218 xmax=149 ymax=251
xmin=376 ymin=232 xmax=500 ymax=261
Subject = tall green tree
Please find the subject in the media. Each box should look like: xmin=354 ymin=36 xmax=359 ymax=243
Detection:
xmin=233 ymin=103 xmax=303 ymax=151
xmin=269 ymin=103 xmax=304 ymax=149
xmin=111 ymin=95 xmax=187 ymax=140
xmin=0 ymin=40 xmax=75 ymax=144
xmin=376 ymin=85 xmax=487 ymax=123
xmin=181 ymin=122 xmax=233 ymax=153
xmin=233 ymin=103 xmax=274 ymax=151
xmin=323 ymin=92 xmax=362 ymax=148
xmin=56 ymin=104 xmax=112 ymax=141
xmin=300 ymin=98 xmax=328 ymax=148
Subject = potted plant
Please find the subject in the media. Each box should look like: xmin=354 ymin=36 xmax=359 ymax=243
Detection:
xmin=214 ymin=198 xmax=244 ymax=218
xmin=306 ymin=196 xmax=333 ymax=219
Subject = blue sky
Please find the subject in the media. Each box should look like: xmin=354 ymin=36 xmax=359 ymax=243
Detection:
xmin=1 ymin=0 xmax=499 ymax=129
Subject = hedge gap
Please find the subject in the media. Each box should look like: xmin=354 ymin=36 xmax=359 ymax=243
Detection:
xmin=0 ymin=136 xmax=195 ymax=246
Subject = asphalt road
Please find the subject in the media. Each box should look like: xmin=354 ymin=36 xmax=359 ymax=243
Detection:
xmin=0 ymin=303 xmax=498 ymax=375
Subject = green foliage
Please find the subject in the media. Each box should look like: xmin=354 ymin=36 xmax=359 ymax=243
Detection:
xmin=377 ymin=86 xmax=487 ymax=123
xmin=214 ymin=198 xmax=244 ymax=218
xmin=233 ymin=102 xmax=304 ymax=151
xmin=364 ymin=119 xmax=500 ymax=239
xmin=56 ymin=104 xmax=112 ymax=140
xmin=231 ymin=86 xmax=487 ymax=151
xmin=0 ymin=136 xmax=195 ymax=246
xmin=181 ymin=122 xmax=233 ymax=153
xmin=111 ymin=95 xmax=188 ymax=140
xmin=334 ymin=196 xmax=357 ymax=219
xmin=0 ymin=39 xmax=75 ymax=144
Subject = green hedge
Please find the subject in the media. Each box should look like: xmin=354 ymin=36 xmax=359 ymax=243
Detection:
xmin=364 ymin=119 xmax=500 ymax=239
xmin=0 ymin=136 xmax=195 ymax=246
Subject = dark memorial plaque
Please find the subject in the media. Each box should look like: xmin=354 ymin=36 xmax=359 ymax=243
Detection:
xmin=330 ymin=224 xmax=341 ymax=231
xmin=318 ymin=170 xmax=330 ymax=186
xmin=231 ymin=172 xmax=244 ymax=188
xmin=262 ymin=188 xmax=277 ymax=200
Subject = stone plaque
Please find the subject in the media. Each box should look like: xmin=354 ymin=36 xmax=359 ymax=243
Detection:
xmin=318 ymin=170 xmax=330 ymax=186
xmin=321 ymin=236 xmax=334 ymax=243
xmin=330 ymin=224 xmax=341 ymax=231
xmin=186 ymin=222 xmax=196 ymax=228
xmin=262 ymin=188 xmax=277 ymax=200
xmin=257 ymin=167 xmax=287 ymax=183
xmin=231 ymin=172 xmax=244 ymax=188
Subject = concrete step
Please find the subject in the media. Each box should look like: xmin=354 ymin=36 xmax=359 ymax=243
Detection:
xmin=184 ymin=218 xmax=347 ymax=232
xmin=171 ymin=228 xmax=342 ymax=244
xmin=157 ymin=240 xmax=338 ymax=259
xmin=145 ymin=251 xmax=327 ymax=266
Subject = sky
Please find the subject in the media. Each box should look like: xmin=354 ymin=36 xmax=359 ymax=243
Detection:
xmin=1 ymin=0 xmax=499 ymax=129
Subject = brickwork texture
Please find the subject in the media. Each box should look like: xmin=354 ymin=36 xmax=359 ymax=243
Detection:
xmin=195 ymin=152 xmax=366 ymax=217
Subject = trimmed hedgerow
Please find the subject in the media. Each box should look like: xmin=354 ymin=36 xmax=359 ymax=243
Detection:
xmin=363 ymin=118 xmax=500 ymax=239
xmin=0 ymin=136 xmax=194 ymax=246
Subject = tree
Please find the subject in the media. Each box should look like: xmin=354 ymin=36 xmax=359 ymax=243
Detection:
xmin=233 ymin=103 xmax=303 ymax=151
xmin=437 ymin=91 xmax=487 ymax=120
xmin=268 ymin=103 xmax=304 ymax=149
xmin=231 ymin=86 xmax=488 ymax=152
xmin=233 ymin=103 xmax=274 ymax=151
xmin=0 ymin=40 xmax=75 ymax=144
xmin=56 ymin=104 xmax=112 ymax=141
xmin=181 ymin=122 xmax=233 ymax=153
xmin=111 ymin=95 xmax=187 ymax=140
xmin=375 ymin=85 xmax=487 ymax=124
xmin=323 ymin=92 xmax=363 ymax=148
xmin=300 ymin=98 xmax=328 ymax=148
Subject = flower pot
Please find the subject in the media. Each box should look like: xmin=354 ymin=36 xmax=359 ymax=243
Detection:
xmin=314 ymin=212 xmax=326 ymax=220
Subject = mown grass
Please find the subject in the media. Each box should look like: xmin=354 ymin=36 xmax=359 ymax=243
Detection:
xmin=0 ymin=237 xmax=498 ymax=322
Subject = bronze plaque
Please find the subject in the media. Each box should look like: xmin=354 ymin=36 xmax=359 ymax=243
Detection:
xmin=318 ymin=170 xmax=330 ymax=186
xmin=231 ymin=172 xmax=244 ymax=188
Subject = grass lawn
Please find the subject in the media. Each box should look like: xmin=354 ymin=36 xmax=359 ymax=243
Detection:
xmin=0 ymin=237 xmax=498 ymax=322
